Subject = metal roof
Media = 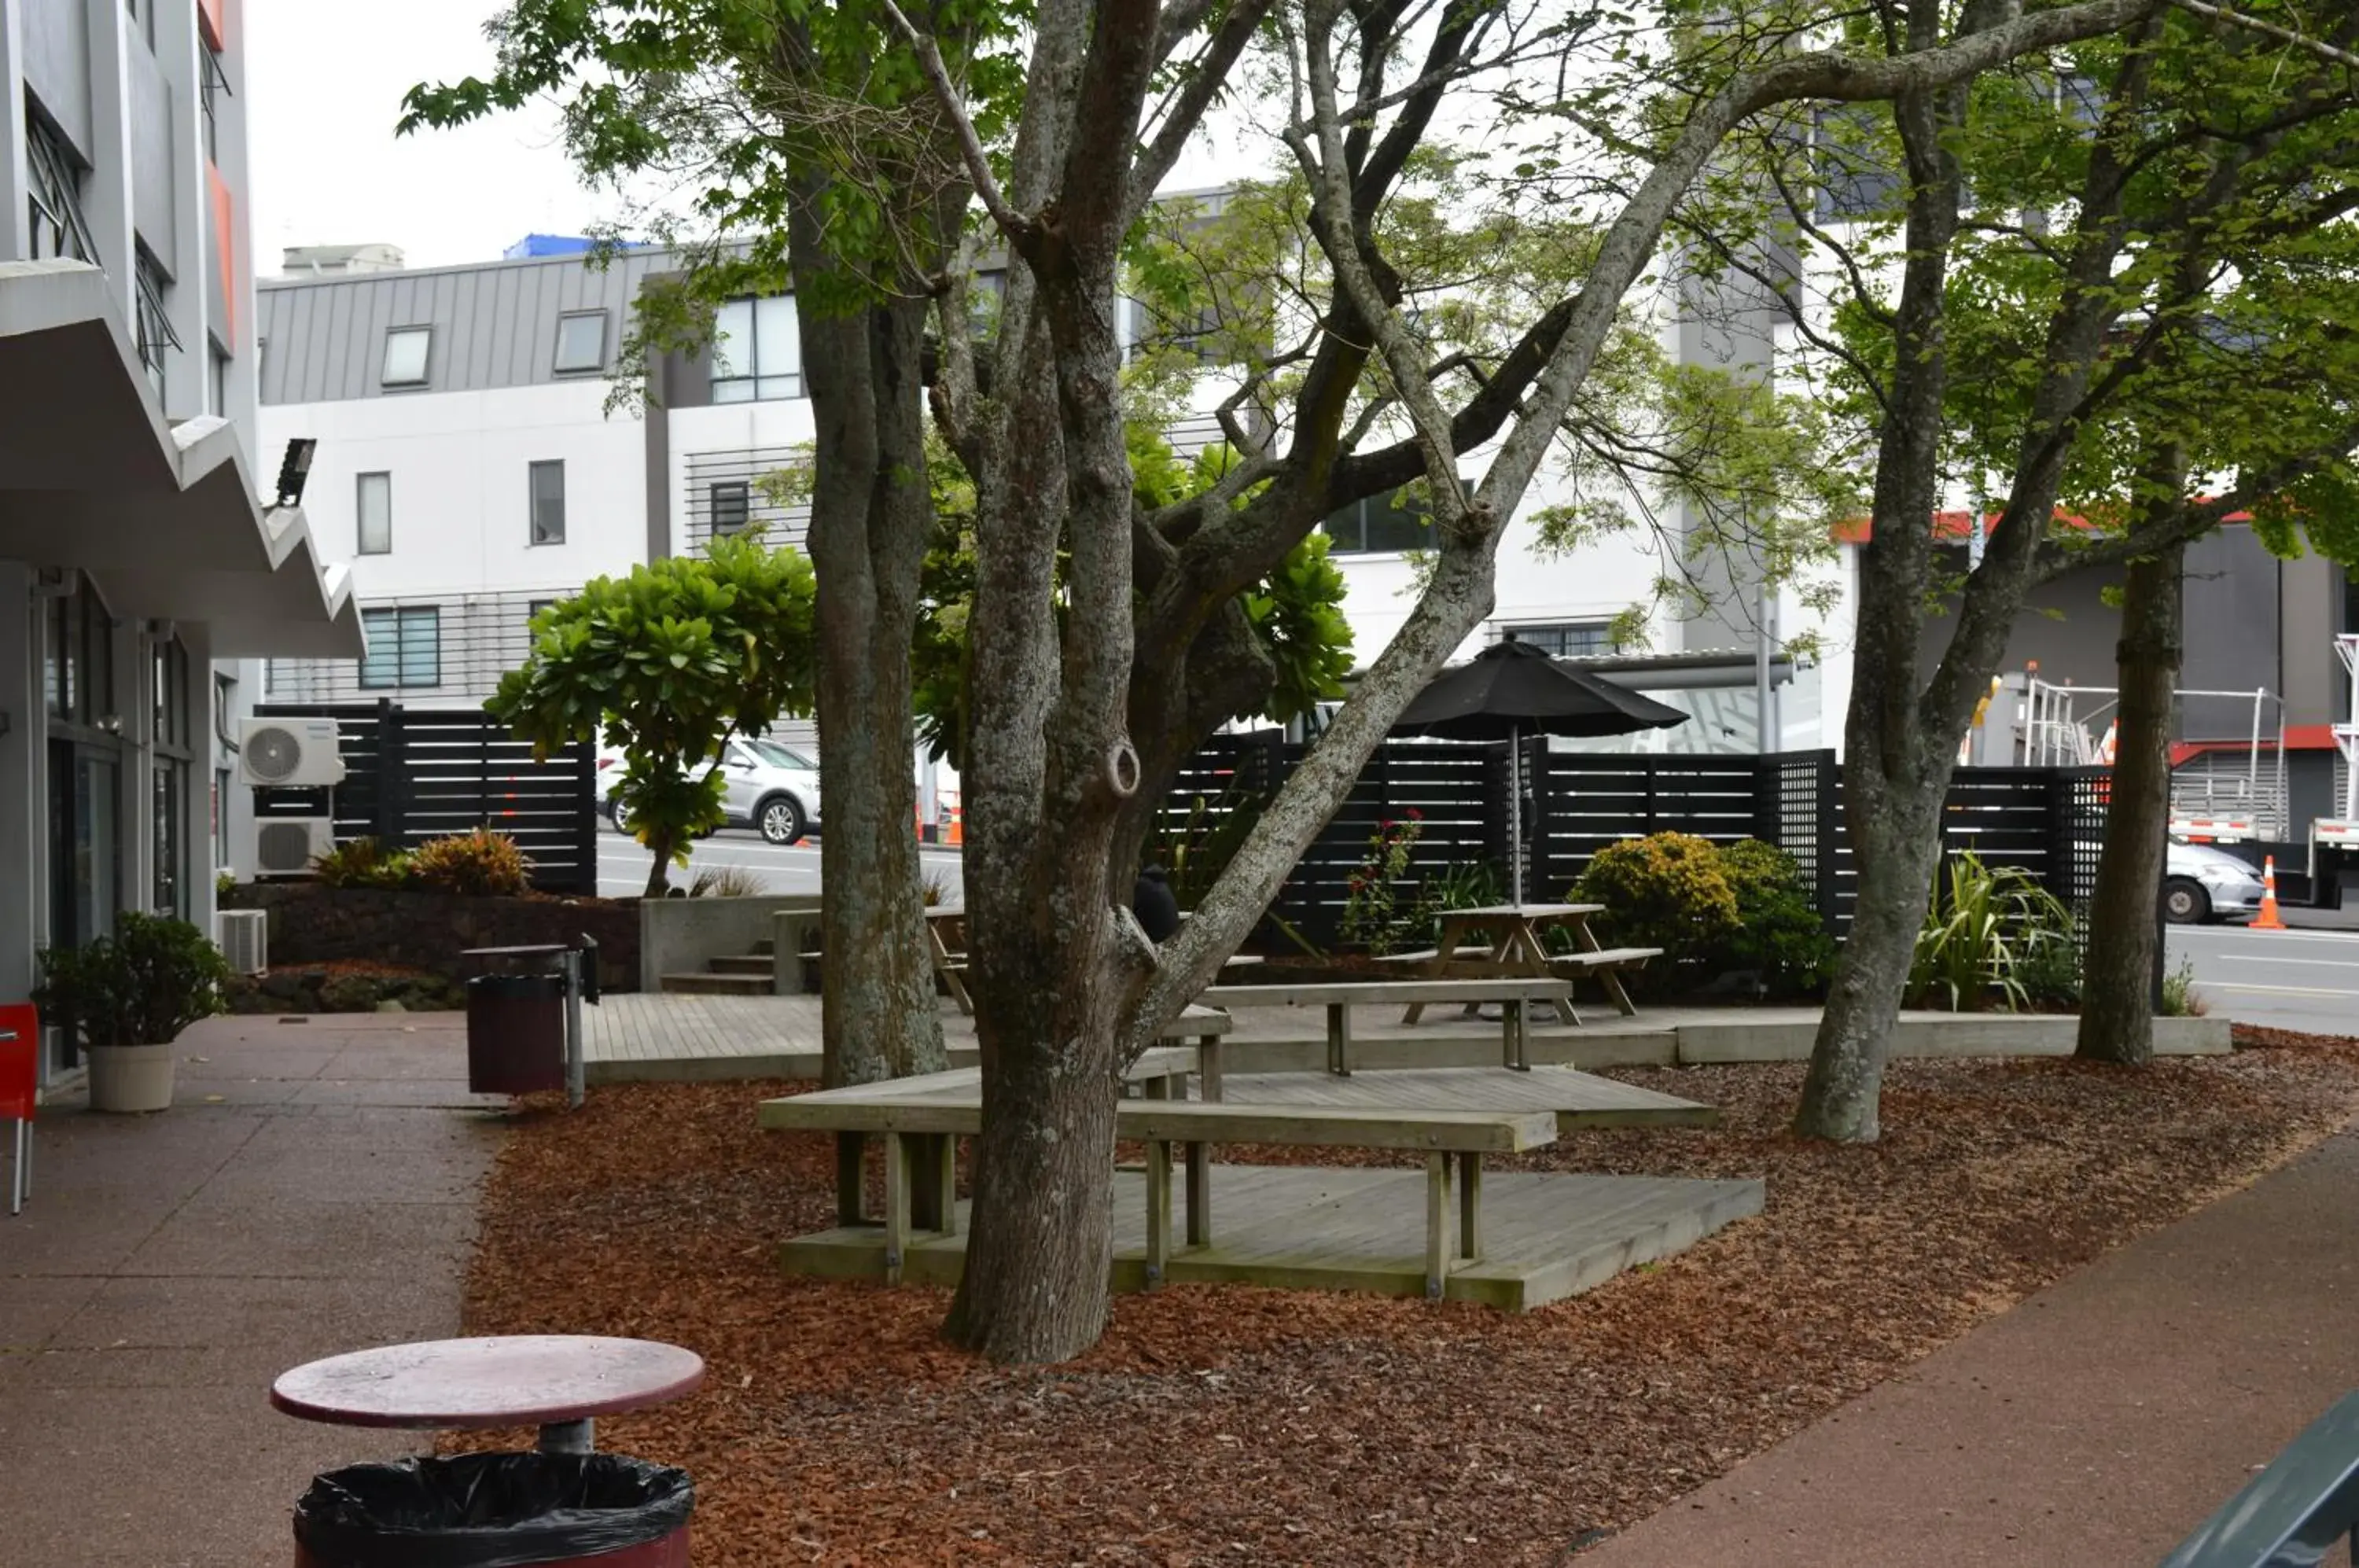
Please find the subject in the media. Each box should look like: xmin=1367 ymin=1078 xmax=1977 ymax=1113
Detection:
xmin=256 ymin=247 xmax=680 ymax=406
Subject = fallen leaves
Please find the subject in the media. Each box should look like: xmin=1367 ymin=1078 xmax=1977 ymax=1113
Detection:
xmin=448 ymin=1025 xmax=2359 ymax=1566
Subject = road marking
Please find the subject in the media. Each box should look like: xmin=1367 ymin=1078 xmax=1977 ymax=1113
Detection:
xmin=2199 ymin=981 xmax=2359 ymax=998
xmin=2175 ymin=928 xmax=2359 ymax=946
xmin=2198 ymin=955 xmax=2359 ymax=969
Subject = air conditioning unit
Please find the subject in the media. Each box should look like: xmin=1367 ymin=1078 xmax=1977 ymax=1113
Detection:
xmin=253 ymin=817 xmax=336 ymax=876
xmin=240 ymin=717 xmax=346 ymax=786
xmin=215 ymin=909 xmax=268 ymax=975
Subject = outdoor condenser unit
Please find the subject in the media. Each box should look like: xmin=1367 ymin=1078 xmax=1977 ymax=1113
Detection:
xmin=252 ymin=818 xmax=336 ymax=877
xmin=239 ymin=717 xmax=347 ymax=787
xmin=215 ymin=910 xmax=268 ymax=975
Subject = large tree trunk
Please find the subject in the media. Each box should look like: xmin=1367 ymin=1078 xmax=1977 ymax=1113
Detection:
xmin=792 ymin=182 xmax=951 ymax=1087
xmin=2076 ymin=535 xmax=2186 ymax=1065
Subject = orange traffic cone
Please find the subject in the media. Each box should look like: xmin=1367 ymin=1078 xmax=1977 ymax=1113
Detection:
xmin=2253 ymin=856 xmax=2287 ymax=930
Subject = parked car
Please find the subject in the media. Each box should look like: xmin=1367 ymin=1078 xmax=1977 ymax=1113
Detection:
xmin=2164 ymin=839 xmax=2265 ymax=924
xmin=596 ymin=734 xmax=822 ymax=845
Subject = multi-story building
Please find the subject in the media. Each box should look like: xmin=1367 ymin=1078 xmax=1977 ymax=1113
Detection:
xmin=0 ymin=0 xmax=360 ymax=1080
xmin=253 ymin=230 xmax=1849 ymax=792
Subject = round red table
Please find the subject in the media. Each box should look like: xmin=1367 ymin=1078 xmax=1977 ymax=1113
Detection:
xmin=270 ymin=1335 xmax=704 ymax=1454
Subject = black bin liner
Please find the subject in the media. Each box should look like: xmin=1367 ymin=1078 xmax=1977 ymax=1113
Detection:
xmin=293 ymin=1452 xmax=693 ymax=1568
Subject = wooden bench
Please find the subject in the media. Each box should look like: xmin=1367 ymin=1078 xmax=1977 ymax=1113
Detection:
xmin=1196 ymin=977 xmax=1575 ymax=1075
xmin=758 ymin=1083 xmax=1559 ymax=1298
xmin=1545 ymin=946 xmax=1662 ymax=1017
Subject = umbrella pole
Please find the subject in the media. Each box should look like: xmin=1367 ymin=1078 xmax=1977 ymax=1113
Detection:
xmin=1509 ymin=726 xmax=1523 ymax=904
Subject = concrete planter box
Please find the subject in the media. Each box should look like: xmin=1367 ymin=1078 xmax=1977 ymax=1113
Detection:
xmin=87 ymin=1043 xmax=175 ymax=1113
xmin=221 ymin=885 xmax=639 ymax=993
xmin=639 ymin=894 xmax=822 ymax=992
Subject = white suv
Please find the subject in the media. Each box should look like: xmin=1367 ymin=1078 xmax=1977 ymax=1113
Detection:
xmin=597 ymin=734 xmax=822 ymax=845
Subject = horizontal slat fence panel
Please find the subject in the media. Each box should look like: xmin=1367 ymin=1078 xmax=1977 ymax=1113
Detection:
xmin=253 ymin=701 xmax=597 ymax=894
xmin=1161 ymin=738 xmax=2111 ymax=947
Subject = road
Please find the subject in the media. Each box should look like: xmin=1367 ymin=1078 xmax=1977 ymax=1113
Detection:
xmin=595 ymin=821 xmax=967 ymax=899
xmin=2169 ymin=922 xmax=2359 ymax=1035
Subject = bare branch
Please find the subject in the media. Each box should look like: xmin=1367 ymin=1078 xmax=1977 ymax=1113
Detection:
xmin=1132 ymin=0 xmax=1279 ymax=222
xmin=878 ymin=0 xmax=1033 ymax=245
xmin=2167 ymin=0 xmax=2359 ymax=68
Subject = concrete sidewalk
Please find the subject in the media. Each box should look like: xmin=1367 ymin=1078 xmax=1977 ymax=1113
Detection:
xmin=1582 ymin=1121 xmax=2359 ymax=1566
xmin=0 ymin=1014 xmax=502 ymax=1567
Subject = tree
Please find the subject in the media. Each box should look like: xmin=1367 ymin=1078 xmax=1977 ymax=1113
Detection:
xmin=437 ymin=0 xmax=2199 ymax=1360
xmin=407 ymin=0 xmax=1025 ymax=1084
xmin=494 ymin=532 xmax=817 ymax=895
xmin=1739 ymin=3 xmax=2359 ymax=1130
xmin=884 ymin=0 xmax=2188 ymax=1360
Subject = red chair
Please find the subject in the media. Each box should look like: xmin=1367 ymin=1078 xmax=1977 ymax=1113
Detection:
xmin=0 ymin=1003 xmax=35 ymax=1216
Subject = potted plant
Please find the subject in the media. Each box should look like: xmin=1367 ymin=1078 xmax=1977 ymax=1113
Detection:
xmin=33 ymin=912 xmax=229 ymax=1113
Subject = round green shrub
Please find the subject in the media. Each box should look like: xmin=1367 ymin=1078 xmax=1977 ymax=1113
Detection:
xmin=1716 ymin=839 xmax=1838 ymax=997
xmin=1573 ymin=833 xmax=1741 ymax=996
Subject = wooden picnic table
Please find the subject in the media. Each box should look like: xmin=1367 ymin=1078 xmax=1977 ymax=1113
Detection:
xmin=1402 ymin=903 xmax=1654 ymax=1023
xmin=923 ymin=907 xmax=973 ymax=1014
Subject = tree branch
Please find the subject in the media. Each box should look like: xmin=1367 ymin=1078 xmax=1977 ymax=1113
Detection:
xmin=879 ymin=0 xmax=1034 ymax=246
xmin=2166 ymin=0 xmax=2359 ymax=68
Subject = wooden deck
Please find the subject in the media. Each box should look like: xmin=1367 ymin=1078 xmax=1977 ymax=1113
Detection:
xmin=778 ymin=1165 xmax=1763 ymax=1311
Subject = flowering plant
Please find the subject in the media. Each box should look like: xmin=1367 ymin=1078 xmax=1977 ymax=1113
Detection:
xmin=1339 ymin=809 xmax=1425 ymax=954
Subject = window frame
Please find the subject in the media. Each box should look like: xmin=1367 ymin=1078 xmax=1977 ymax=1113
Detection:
xmin=200 ymin=44 xmax=231 ymax=164
xmin=358 ymin=605 xmax=443 ymax=691
xmin=131 ymin=248 xmax=180 ymax=403
xmin=1319 ymin=489 xmax=1439 ymax=556
xmin=552 ymin=309 xmax=609 ymax=374
xmin=528 ymin=460 xmax=568 ymax=546
xmin=381 ymin=326 xmax=432 ymax=388
xmin=355 ymin=471 xmax=392 ymax=556
xmin=26 ymin=111 xmax=97 ymax=265
xmin=708 ymin=480 xmax=752 ymax=537
xmin=1501 ymin=622 xmax=1619 ymax=659
xmin=709 ymin=294 xmax=803 ymax=402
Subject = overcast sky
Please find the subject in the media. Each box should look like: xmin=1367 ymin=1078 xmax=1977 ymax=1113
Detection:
xmin=245 ymin=1 xmax=1272 ymax=278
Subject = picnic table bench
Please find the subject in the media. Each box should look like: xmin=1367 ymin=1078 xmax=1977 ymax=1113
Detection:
xmin=1385 ymin=904 xmax=1661 ymax=1021
xmin=760 ymin=1079 xmax=1559 ymax=1298
xmin=1195 ymin=977 xmax=1574 ymax=1075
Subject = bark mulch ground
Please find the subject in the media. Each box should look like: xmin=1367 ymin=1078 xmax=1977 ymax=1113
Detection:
xmin=449 ymin=1025 xmax=2359 ymax=1566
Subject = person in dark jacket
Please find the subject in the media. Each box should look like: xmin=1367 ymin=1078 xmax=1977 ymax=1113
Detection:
xmin=1132 ymin=864 xmax=1182 ymax=944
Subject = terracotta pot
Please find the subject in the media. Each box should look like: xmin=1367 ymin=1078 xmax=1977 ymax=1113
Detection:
xmin=87 ymin=1043 xmax=175 ymax=1113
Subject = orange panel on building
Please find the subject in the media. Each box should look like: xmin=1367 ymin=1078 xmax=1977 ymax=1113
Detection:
xmin=208 ymin=164 xmax=235 ymax=348
xmin=197 ymin=0 xmax=225 ymax=51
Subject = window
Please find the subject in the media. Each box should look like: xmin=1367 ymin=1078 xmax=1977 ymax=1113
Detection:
xmin=1321 ymin=490 xmax=1436 ymax=554
xmin=1503 ymin=622 xmax=1618 ymax=659
xmin=42 ymin=577 xmax=115 ymax=726
xmin=708 ymin=480 xmax=751 ymax=536
xmin=356 ymin=472 xmax=392 ymax=554
xmin=200 ymin=46 xmax=231 ymax=164
xmin=359 ymin=607 xmax=441 ymax=690
xmin=1125 ymin=296 xmax=1224 ymax=366
xmin=711 ymin=295 xmax=801 ymax=401
xmin=27 ymin=112 xmax=96 ymax=264
xmin=528 ymin=461 xmax=567 ymax=545
xmin=381 ymin=326 xmax=432 ymax=387
xmin=134 ymin=249 xmax=179 ymax=401
xmin=528 ymin=598 xmax=558 ymax=621
xmin=553 ymin=311 xmax=608 ymax=373
xmin=263 ymin=658 xmax=282 ymax=696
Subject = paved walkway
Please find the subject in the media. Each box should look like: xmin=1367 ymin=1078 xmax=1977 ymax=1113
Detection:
xmin=1583 ymin=1121 xmax=2359 ymax=1566
xmin=0 ymin=1014 xmax=502 ymax=1567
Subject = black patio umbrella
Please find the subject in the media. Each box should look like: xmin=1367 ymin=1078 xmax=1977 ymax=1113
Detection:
xmin=1392 ymin=640 xmax=1687 ymax=900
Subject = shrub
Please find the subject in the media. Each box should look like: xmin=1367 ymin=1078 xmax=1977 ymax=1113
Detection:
xmin=311 ymin=836 xmax=415 ymax=890
xmin=1339 ymin=810 xmax=1426 ymax=955
xmin=1908 ymin=851 xmax=2074 ymax=1012
xmin=1573 ymin=833 xmax=1741 ymax=994
xmin=408 ymin=829 xmax=535 ymax=897
xmin=2013 ymin=925 xmax=2085 ymax=1010
xmin=33 ymin=911 xmax=229 ymax=1047
xmin=688 ymin=863 xmax=767 ymax=898
xmin=2161 ymin=957 xmax=2207 ymax=1018
xmin=1716 ymin=839 xmax=1838 ymax=997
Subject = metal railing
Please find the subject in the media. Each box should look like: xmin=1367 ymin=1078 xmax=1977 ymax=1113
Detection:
xmin=2160 ymin=1391 xmax=2359 ymax=1566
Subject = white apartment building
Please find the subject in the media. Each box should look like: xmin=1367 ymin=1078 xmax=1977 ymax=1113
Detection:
xmin=256 ymin=226 xmax=1846 ymax=784
xmin=0 ymin=0 xmax=360 ymax=1080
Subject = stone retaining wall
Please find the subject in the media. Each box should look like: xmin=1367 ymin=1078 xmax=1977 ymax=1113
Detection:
xmin=220 ymin=884 xmax=642 ymax=992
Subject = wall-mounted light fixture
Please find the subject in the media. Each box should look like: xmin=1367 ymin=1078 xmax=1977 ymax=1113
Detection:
xmin=273 ymin=437 xmax=317 ymax=510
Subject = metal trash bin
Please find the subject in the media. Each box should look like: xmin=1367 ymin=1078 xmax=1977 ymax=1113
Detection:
xmin=463 ymin=940 xmax=601 ymax=1105
xmin=292 ymin=1452 xmax=692 ymax=1566
xmin=466 ymin=973 xmax=566 ymax=1095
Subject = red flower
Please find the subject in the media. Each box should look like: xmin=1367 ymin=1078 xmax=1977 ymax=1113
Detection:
xmin=1378 ymin=818 xmax=1394 ymax=832
xmin=1406 ymin=808 xmax=1424 ymax=820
